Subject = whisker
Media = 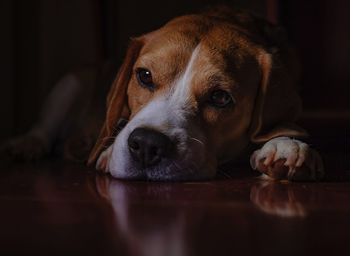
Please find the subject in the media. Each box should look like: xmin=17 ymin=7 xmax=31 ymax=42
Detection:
xmin=217 ymin=168 xmax=233 ymax=179
xmin=183 ymin=161 xmax=199 ymax=174
xmin=189 ymin=137 xmax=205 ymax=146
xmin=165 ymin=166 xmax=171 ymax=174
xmin=173 ymin=162 xmax=182 ymax=171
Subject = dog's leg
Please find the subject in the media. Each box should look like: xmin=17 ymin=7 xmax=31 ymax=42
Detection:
xmin=1 ymin=74 xmax=82 ymax=161
xmin=250 ymin=137 xmax=324 ymax=181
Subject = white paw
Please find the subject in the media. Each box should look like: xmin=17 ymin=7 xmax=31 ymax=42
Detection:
xmin=250 ymin=137 xmax=324 ymax=180
xmin=96 ymin=146 xmax=112 ymax=173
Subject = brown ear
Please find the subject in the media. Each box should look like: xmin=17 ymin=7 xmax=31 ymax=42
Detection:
xmin=88 ymin=39 xmax=143 ymax=165
xmin=249 ymin=51 xmax=308 ymax=144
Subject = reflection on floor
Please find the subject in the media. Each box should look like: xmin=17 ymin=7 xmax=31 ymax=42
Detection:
xmin=0 ymin=160 xmax=350 ymax=256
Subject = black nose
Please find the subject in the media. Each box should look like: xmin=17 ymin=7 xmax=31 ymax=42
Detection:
xmin=128 ymin=128 xmax=174 ymax=168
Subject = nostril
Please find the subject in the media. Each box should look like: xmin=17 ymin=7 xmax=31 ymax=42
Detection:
xmin=128 ymin=140 xmax=140 ymax=151
xmin=150 ymin=146 xmax=158 ymax=156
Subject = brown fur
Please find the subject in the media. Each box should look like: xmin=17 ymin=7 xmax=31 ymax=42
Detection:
xmin=88 ymin=9 xmax=307 ymax=171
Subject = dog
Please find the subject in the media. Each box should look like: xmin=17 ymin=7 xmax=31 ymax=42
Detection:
xmin=2 ymin=8 xmax=324 ymax=181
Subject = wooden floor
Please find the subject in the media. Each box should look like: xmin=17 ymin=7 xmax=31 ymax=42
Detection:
xmin=1 ymin=148 xmax=350 ymax=256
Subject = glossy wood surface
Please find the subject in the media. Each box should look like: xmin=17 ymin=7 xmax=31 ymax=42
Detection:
xmin=1 ymin=158 xmax=350 ymax=256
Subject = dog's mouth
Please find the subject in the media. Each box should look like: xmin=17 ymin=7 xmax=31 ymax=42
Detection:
xmin=127 ymin=157 xmax=213 ymax=181
xmin=108 ymin=133 xmax=215 ymax=181
xmin=106 ymin=117 xmax=216 ymax=181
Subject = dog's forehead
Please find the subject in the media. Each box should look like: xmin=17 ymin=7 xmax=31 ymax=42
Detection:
xmin=139 ymin=16 xmax=259 ymax=71
xmin=138 ymin=30 xmax=199 ymax=78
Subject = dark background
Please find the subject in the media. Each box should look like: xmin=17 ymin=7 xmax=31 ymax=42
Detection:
xmin=1 ymin=0 xmax=349 ymax=142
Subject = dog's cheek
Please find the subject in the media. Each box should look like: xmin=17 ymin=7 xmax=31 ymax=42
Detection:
xmin=201 ymin=107 xmax=220 ymax=124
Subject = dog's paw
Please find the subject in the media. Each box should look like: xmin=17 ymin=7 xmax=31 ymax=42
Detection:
xmin=96 ymin=146 xmax=112 ymax=173
xmin=250 ymin=137 xmax=324 ymax=181
xmin=0 ymin=134 xmax=49 ymax=161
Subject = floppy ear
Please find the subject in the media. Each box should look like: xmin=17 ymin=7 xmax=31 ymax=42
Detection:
xmin=249 ymin=51 xmax=308 ymax=144
xmin=88 ymin=39 xmax=143 ymax=165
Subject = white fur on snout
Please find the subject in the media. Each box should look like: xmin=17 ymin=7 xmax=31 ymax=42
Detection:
xmin=107 ymin=44 xmax=212 ymax=179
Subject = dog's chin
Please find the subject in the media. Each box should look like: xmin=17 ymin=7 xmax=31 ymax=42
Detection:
xmin=109 ymin=159 xmax=216 ymax=181
xmin=144 ymin=164 xmax=215 ymax=181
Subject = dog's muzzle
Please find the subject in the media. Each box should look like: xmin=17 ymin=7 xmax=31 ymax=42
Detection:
xmin=127 ymin=128 xmax=174 ymax=168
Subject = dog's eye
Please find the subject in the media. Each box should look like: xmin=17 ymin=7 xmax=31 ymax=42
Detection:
xmin=208 ymin=89 xmax=234 ymax=108
xmin=136 ymin=68 xmax=155 ymax=90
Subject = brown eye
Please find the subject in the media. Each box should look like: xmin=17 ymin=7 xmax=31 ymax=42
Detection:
xmin=208 ymin=89 xmax=234 ymax=108
xmin=136 ymin=68 xmax=155 ymax=90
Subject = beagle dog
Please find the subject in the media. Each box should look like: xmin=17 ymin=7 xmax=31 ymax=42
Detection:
xmin=88 ymin=8 xmax=323 ymax=181
xmin=3 ymin=8 xmax=324 ymax=181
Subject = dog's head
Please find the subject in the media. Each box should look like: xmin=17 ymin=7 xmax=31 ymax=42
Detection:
xmin=88 ymin=9 xmax=307 ymax=180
